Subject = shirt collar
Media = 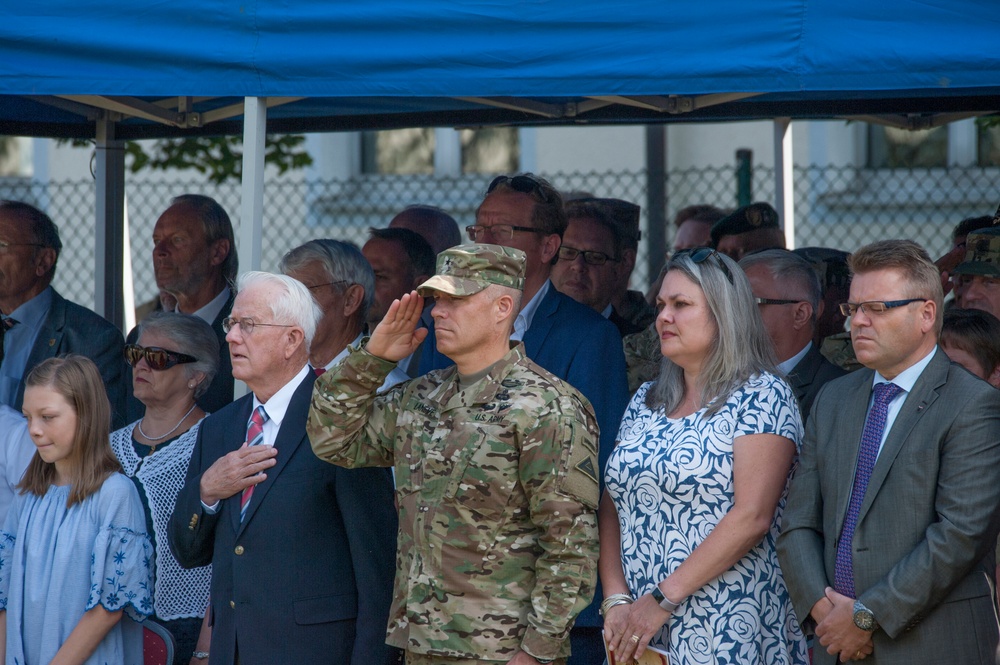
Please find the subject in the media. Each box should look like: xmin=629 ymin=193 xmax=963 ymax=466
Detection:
xmin=873 ymin=345 xmax=938 ymax=393
xmin=777 ymin=341 xmax=812 ymax=375
xmin=7 ymin=286 xmax=52 ymax=330
xmin=182 ymin=286 xmax=231 ymax=325
xmin=321 ymin=333 xmax=365 ymax=372
xmin=252 ymin=363 xmax=310 ymax=430
xmin=512 ymin=279 xmax=550 ymax=341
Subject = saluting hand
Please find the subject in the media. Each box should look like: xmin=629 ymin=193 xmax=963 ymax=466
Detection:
xmin=366 ymin=291 xmax=428 ymax=362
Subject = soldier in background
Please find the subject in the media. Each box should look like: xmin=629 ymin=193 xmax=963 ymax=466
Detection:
xmin=308 ymin=244 xmax=600 ymax=665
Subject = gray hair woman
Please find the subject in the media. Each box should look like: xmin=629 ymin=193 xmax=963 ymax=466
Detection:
xmin=600 ymin=249 xmax=809 ymax=664
xmin=110 ymin=312 xmax=219 ymax=665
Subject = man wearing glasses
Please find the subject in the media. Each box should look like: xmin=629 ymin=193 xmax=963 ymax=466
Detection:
xmin=551 ymin=200 xmax=643 ymax=337
xmin=778 ymin=240 xmax=1000 ymax=665
xmin=170 ymin=271 xmax=399 ymax=665
xmin=418 ymin=174 xmax=628 ymax=664
xmin=0 ymin=200 xmax=126 ymax=424
xmin=739 ymin=249 xmax=845 ymax=422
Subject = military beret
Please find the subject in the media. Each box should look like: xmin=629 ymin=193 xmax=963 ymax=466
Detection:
xmin=710 ymin=202 xmax=780 ymax=245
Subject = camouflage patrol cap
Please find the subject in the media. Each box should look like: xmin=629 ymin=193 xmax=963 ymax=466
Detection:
xmin=417 ymin=243 xmax=525 ymax=296
xmin=954 ymin=226 xmax=1000 ymax=278
xmin=710 ymin=202 xmax=780 ymax=245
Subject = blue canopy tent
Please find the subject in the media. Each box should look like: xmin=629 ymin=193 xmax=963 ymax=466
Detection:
xmin=2 ymin=0 xmax=999 ymax=325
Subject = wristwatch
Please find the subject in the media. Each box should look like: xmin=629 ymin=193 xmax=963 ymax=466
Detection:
xmin=852 ymin=600 xmax=879 ymax=632
xmin=650 ymin=586 xmax=681 ymax=612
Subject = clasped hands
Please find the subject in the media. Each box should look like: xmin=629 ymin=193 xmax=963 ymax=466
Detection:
xmin=814 ymin=587 xmax=874 ymax=662
xmin=603 ymin=594 xmax=671 ymax=663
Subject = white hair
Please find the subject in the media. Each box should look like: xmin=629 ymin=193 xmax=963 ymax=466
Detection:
xmin=236 ymin=271 xmax=322 ymax=348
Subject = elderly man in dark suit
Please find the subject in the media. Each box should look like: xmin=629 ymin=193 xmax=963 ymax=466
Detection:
xmin=168 ymin=271 xmax=399 ymax=665
xmin=740 ymin=248 xmax=846 ymax=422
xmin=777 ymin=239 xmax=1000 ymax=665
xmin=0 ymin=200 xmax=126 ymax=424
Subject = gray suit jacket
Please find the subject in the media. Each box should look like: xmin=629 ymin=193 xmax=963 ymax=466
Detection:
xmin=778 ymin=349 xmax=1000 ymax=665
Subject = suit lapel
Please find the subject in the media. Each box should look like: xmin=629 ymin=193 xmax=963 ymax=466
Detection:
xmin=788 ymin=346 xmax=820 ymax=402
xmin=857 ymin=350 xmax=947 ymax=523
xmin=236 ymin=372 xmax=316 ymax=535
xmin=522 ymin=286 xmax=558 ymax=357
xmin=832 ymin=370 xmax=876 ymax=534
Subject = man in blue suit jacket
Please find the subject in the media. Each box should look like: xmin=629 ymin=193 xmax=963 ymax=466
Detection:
xmin=168 ymin=271 xmax=399 ymax=665
xmin=420 ymin=174 xmax=629 ymax=665
xmin=0 ymin=200 xmax=126 ymax=425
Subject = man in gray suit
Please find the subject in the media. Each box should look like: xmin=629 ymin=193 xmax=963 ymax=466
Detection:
xmin=778 ymin=239 xmax=1000 ymax=664
xmin=740 ymin=249 xmax=846 ymax=422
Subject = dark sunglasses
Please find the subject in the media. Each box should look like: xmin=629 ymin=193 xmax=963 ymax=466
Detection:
xmin=678 ymin=247 xmax=735 ymax=284
xmin=124 ymin=344 xmax=198 ymax=371
xmin=487 ymin=174 xmax=551 ymax=203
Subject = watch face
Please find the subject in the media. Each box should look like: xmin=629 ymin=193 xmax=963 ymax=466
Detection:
xmin=853 ymin=608 xmax=876 ymax=631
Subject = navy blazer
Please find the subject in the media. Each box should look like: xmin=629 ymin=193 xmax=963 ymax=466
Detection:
xmin=168 ymin=371 xmax=400 ymax=665
xmin=15 ymin=288 xmax=126 ymax=427
xmin=418 ymin=285 xmax=629 ymax=630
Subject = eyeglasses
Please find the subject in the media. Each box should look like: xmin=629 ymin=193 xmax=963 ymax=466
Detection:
xmin=0 ymin=241 xmax=45 ymax=254
xmin=683 ymin=247 xmax=734 ymax=285
xmin=124 ymin=344 xmax=197 ymax=371
xmin=557 ymin=245 xmax=618 ymax=266
xmin=755 ymin=297 xmax=805 ymax=306
xmin=466 ymin=224 xmax=546 ymax=243
xmin=306 ymin=280 xmax=349 ymax=291
xmin=222 ymin=317 xmax=295 ymax=335
xmin=486 ymin=174 xmax=551 ymax=203
xmin=838 ymin=299 xmax=928 ymax=317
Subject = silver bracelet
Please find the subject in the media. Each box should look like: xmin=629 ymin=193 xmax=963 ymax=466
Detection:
xmin=600 ymin=593 xmax=634 ymax=616
xmin=192 ymin=651 xmax=210 ymax=660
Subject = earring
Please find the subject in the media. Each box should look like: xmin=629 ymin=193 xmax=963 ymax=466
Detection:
xmin=188 ymin=383 xmax=195 ymax=389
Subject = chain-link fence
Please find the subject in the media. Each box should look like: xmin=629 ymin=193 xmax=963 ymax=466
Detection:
xmin=1 ymin=163 xmax=996 ymax=318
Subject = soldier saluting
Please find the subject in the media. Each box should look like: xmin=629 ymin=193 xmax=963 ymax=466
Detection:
xmin=308 ymin=243 xmax=600 ymax=665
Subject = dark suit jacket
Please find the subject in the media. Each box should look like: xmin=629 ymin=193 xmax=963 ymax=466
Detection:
xmin=778 ymin=349 xmax=1000 ymax=665
xmin=168 ymin=371 xmax=399 ymax=665
xmin=125 ymin=290 xmax=235 ymax=422
xmin=14 ymin=288 xmax=126 ymax=426
xmin=418 ymin=285 xmax=629 ymax=629
xmin=786 ymin=343 xmax=846 ymax=423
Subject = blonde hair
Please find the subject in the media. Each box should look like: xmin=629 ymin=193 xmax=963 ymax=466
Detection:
xmin=848 ymin=239 xmax=944 ymax=334
xmin=18 ymin=355 xmax=121 ymax=507
xmin=646 ymin=251 xmax=777 ymax=416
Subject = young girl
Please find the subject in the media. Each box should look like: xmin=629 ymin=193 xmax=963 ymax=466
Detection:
xmin=0 ymin=355 xmax=153 ymax=665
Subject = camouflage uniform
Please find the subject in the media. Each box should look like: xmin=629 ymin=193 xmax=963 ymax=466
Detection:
xmin=623 ymin=323 xmax=661 ymax=394
xmin=308 ymin=341 xmax=600 ymax=662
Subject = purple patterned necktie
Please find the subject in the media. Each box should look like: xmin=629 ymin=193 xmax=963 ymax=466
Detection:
xmin=834 ymin=381 xmax=903 ymax=597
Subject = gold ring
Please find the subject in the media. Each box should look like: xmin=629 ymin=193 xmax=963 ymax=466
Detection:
xmin=855 ymin=652 xmax=864 ymax=660
xmin=630 ymin=634 xmax=640 ymax=643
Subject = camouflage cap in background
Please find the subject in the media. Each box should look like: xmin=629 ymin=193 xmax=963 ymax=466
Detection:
xmin=953 ymin=227 xmax=1000 ymax=278
xmin=417 ymin=243 xmax=526 ymax=296
xmin=710 ymin=201 xmax=780 ymax=245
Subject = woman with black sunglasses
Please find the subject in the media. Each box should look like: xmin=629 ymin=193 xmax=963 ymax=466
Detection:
xmin=110 ymin=312 xmax=219 ymax=665
xmin=599 ymin=249 xmax=808 ymax=664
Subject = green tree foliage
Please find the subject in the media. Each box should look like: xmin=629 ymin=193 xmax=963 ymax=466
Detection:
xmin=63 ymin=135 xmax=312 ymax=183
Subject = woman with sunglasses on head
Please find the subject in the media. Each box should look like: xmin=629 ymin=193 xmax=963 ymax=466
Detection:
xmin=600 ymin=249 xmax=808 ymax=664
xmin=111 ymin=312 xmax=219 ymax=665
